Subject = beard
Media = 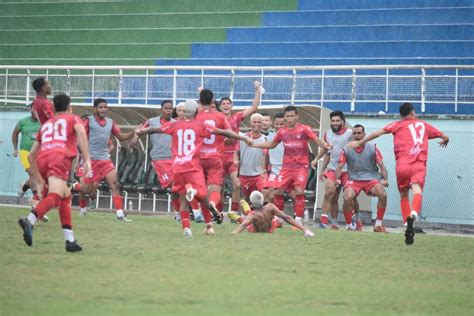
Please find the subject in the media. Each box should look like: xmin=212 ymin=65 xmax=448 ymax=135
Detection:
xmin=331 ymin=124 xmax=342 ymax=132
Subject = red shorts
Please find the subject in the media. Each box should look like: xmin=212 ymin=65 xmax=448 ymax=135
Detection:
xmin=324 ymin=170 xmax=349 ymax=186
xmin=222 ymin=153 xmax=238 ymax=176
xmin=83 ymin=160 xmax=115 ymax=184
xmin=246 ymin=211 xmax=277 ymax=233
xmin=37 ymin=153 xmax=73 ymax=181
xmin=152 ymin=159 xmax=174 ymax=189
xmin=200 ymin=157 xmax=224 ymax=186
xmin=240 ymin=175 xmax=266 ymax=198
xmin=172 ymin=169 xmax=207 ymax=200
xmin=396 ymin=161 xmax=427 ymax=192
xmin=344 ymin=179 xmax=381 ymax=196
xmin=273 ymin=168 xmax=309 ymax=190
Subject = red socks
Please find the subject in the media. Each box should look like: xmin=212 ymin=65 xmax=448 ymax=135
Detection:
xmin=400 ymin=197 xmax=411 ymax=223
xmin=59 ymin=195 xmax=72 ymax=229
xmin=217 ymin=199 xmax=224 ymax=213
xmin=112 ymin=195 xmax=123 ymax=210
xmin=171 ymin=198 xmax=181 ymax=213
xmin=231 ymin=201 xmax=239 ymax=212
xmin=35 ymin=193 xmax=61 ymax=219
xmin=201 ymin=204 xmax=212 ymax=224
xmin=412 ymin=193 xmax=422 ymax=215
xmin=274 ymin=194 xmax=284 ymax=211
xmin=180 ymin=211 xmax=190 ymax=229
xmin=320 ymin=213 xmax=329 ymax=225
xmin=343 ymin=209 xmax=353 ymax=225
xmin=209 ymin=191 xmax=221 ymax=206
xmin=79 ymin=198 xmax=88 ymax=208
xmin=376 ymin=207 xmax=386 ymax=221
xmin=294 ymin=195 xmax=305 ymax=218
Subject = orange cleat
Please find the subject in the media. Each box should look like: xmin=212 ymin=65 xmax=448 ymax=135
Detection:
xmin=356 ymin=220 xmax=364 ymax=231
xmin=330 ymin=224 xmax=339 ymax=230
xmin=373 ymin=226 xmax=389 ymax=233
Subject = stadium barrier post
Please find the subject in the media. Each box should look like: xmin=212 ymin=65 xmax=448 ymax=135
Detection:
xmin=421 ymin=68 xmax=426 ymax=113
xmin=385 ymin=68 xmax=389 ymax=112
xmin=351 ymin=68 xmax=356 ymax=112
xmin=455 ymin=68 xmax=459 ymax=113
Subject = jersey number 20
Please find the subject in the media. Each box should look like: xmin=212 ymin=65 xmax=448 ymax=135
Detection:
xmin=41 ymin=119 xmax=67 ymax=143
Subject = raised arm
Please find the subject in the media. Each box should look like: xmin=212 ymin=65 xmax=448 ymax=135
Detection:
xmin=231 ymin=213 xmax=255 ymax=234
xmin=213 ymin=128 xmax=253 ymax=146
xmin=11 ymin=123 xmax=21 ymax=157
xmin=251 ymin=140 xmax=278 ymax=149
xmin=348 ymin=129 xmax=388 ymax=149
xmin=241 ymin=81 xmax=262 ymax=118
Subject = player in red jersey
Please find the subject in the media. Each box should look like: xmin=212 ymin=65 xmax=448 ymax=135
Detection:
xmin=137 ymin=100 xmax=252 ymax=237
xmin=72 ymin=98 xmax=136 ymax=220
xmin=31 ymin=77 xmax=54 ymax=125
xmin=349 ymin=103 xmax=449 ymax=245
xmin=195 ymin=89 xmax=233 ymax=222
xmin=18 ymin=94 xmax=91 ymax=252
xmin=231 ymin=191 xmax=314 ymax=236
xmin=251 ymin=105 xmax=331 ymax=225
xmin=220 ymin=81 xmax=262 ymax=216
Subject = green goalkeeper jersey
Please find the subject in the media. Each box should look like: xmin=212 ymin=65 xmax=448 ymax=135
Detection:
xmin=17 ymin=116 xmax=40 ymax=151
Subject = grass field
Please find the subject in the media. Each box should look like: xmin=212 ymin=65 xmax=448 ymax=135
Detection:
xmin=1 ymin=206 xmax=473 ymax=316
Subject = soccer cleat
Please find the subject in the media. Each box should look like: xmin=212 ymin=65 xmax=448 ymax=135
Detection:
xmin=185 ymin=185 xmax=197 ymax=202
xmin=18 ymin=217 xmax=33 ymax=246
xmin=204 ymin=226 xmax=215 ymax=235
xmin=355 ymin=220 xmax=364 ymax=231
xmin=194 ymin=212 xmax=204 ymax=223
xmin=174 ymin=212 xmax=181 ymax=222
xmin=183 ymin=227 xmax=193 ymax=238
xmin=227 ymin=211 xmax=241 ymax=223
xmin=346 ymin=223 xmax=356 ymax=231
xmin=65 ymin=240 xmax=83 ymax=252
xmin=373 ymin=226 xmax=389 ymax=233
xmin=330 ymin=224 xmax=339 ymax=230
xmin=318 ymin=223 xmax=327 ymax=229
xmin=79 ymin=209 xmax=87 ymax=216
xmin=414 ymin=227 xmax=426 ymax=234
xmin=89 ymin=199 xmax=96 ymax=210
xmin=40 ymin=215 xmax=49 ymax=223
xmin=209 ymin=203 xmax=223 ymax=224
xmin=116 ymin=209 xmax=132 ymax=221
xmin=405 ymin=215 xmax=416 ymax=245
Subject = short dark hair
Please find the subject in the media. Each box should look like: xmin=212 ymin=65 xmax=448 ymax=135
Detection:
xmin=260 ymin=112 xmax=271 ymax=118
xmin=93 ymin=98 xmax=107 ymax=107
xmin=284 ymin=105 xmax=298 ymax=114
xmin=399 ymin=102 xmax=414 ymax=117
xmin=213 ymin=100 xmax=221 ymax=111
xmin=32 ymin=77 xmax=47 ymax=93
xmin=330 ymin=110 xmax=345 ymax=121
xmin=161 ymin=99 xmax=173 ymax=108
xmin=220 ymin=97 xmax=232 ymax=104
xmin=353 ymin=124 xmax=365 ymax=133
xmin=199 ymin=89 xmax=213 ymax=106
xmin=53 ymin=94 xmax=70 ymax=112
xmin=274 ymin=112 xmax=284 ymax=119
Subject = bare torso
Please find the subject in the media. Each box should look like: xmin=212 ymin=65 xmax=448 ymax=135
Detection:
xmin=250 ymin=204 xmax=277 ymax=232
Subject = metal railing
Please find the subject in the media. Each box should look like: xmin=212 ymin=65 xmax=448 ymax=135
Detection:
xmin=1 ymin=65 xmax=473 ymax=113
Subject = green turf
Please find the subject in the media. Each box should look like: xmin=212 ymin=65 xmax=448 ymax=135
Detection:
xmin=1 ymin=207 xmax=473 ymax=316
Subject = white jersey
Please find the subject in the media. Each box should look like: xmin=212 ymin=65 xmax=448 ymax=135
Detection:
xmin=239 ymin=132 xmax=267 ymax=176
xmin=267 ymin=132 xmax=284 ymax=175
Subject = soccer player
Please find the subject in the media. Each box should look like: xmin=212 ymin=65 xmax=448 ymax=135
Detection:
xmin=231 ymin=191 xmax=314 ymax=236
xmin=18 ymin=94 xmax=91 ymax=252
xmin=220 ymin=81 xmax=262 ymax=216
xmin=311 ymin=111 xmax=353 ymax=229
xmin=262 ymin=112 xmax=285 ymax=202
xmin=136 ymin=100 xmax=252 ymax=237
xmin=195 ymin=88 xmax=233 ymax=223
xmin=72 ymin=98 xmax=136 ymax=220
xmin=336 ymin=124 xmax=389 ymax=232
xmin=173 ymin=101 xmax=186 ymax=120
xmin=235 ymin=113 xmax=267 ymax=201
xmin=251 ymin=105 xmax=331 ymax=225
xmin=11 ymin=103 xmax=40 ymax=198
xmin=260 ymin=112 xmax=273 ymax=136
xmin=31 ymin=77 xmax=54 ymax=125
xmin=348 ymin=103 xmax=449 ymax=245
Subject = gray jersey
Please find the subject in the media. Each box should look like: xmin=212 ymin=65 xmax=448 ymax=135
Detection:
xmin=239 ymin=133 xmax=267 ymax=176
xmin=149 ymin=116 xmax=173 ymax=161
xmin=88 ymin=116 xmax=113 ymax=160
xmin=343 ymin=143 xmax=381 ymax=181
xmin=267 ymin=132 xmax=284 ymax=175
xmin=325 ymin=128 xmax=352 ymax=171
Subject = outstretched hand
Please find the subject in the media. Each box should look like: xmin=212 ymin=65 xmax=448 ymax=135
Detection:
xmin=347 ymin=141 xmax=361 ymax=150
xmin=438 ymin=139 xmax=449 ymax=148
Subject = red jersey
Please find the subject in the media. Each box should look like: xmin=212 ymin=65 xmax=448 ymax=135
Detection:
xmin=338 ymin=145 xmax=383 ymax=164
xmin=224 ymin=111 xmax=244 ymax=153
xmin=36 ymin=113 xmax=82 ymax=159
xmin=273 ymin=123 xmax=317 ymax=169
xmin=160 ymin=120 xmax=216 ymax=174
xmin=383 ymin=118 xmax=443 ymax=164
xmin=32 ymin=96 xmax=54 ymax=125
xmin=195 ymin=109 xmax=231 ymax=158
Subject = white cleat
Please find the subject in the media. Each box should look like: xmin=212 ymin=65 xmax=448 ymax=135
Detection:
xmin=79 ymin=208 xmax=87 ymax=216
xmin=183 ymin=227 xmax=193 ymax=238
xmin=40 ymin=215 xmax=49 ymax=223
xmin=116 ymin=209 xmax=132 ymax=221
xmin=185 ymin=186 xmax=197 ymax=202
xmin=204 ymin=226 xmax=215 ymax=235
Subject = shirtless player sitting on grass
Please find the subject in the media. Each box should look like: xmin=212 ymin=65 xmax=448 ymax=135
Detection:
xmin=231 ymin=191 xmax=315 ymax=236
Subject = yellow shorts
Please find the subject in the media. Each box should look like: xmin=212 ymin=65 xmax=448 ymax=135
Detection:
xmin=19 ymin=150 xmax=30 ymax=170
